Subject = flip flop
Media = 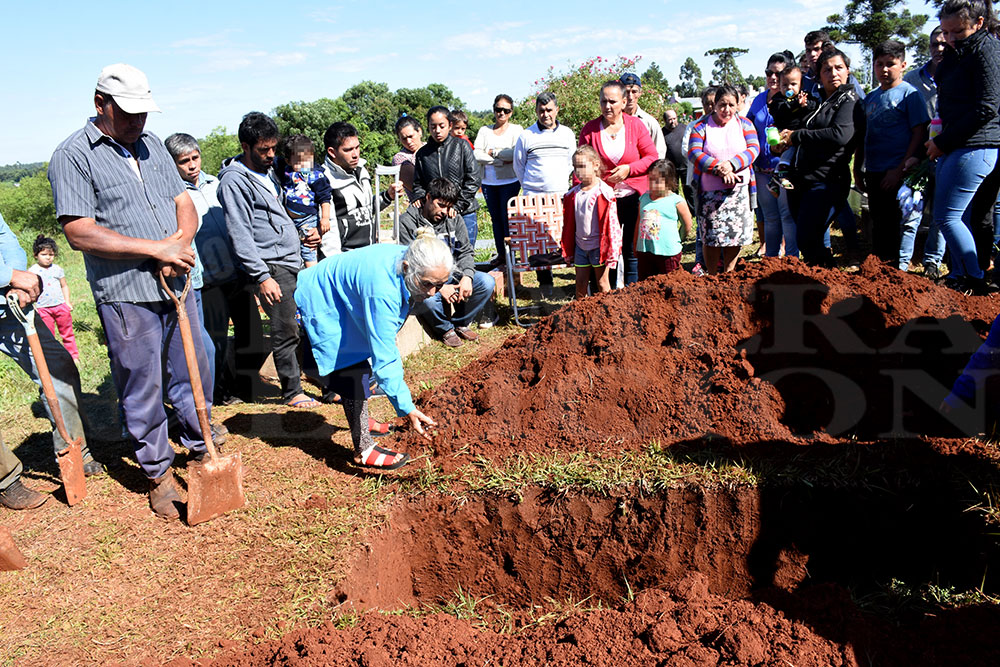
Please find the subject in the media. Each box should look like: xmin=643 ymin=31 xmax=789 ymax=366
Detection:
xmin=287 ymin=397 xmax=321 ymax=409
xmin=368 ymin=417 xmax=395 ymax=437
xmin=356 ymin=444 xmax=410 ymax=470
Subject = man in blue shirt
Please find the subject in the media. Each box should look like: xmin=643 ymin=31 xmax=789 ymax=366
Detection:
xmin=0 ymin=212 xmax=100 ymax=510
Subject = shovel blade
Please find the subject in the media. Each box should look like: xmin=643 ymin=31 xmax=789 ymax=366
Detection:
xmin=186 ymin=452 xmax=246 ymax=526
xmin=0 ymin=526 xmax=27 ymax=571
xmin=57 ymin=439 xmax=87 ymax=506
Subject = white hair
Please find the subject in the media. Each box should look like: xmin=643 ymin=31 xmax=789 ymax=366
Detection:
xmin=399 ymin=227 xmax=454 ymax=293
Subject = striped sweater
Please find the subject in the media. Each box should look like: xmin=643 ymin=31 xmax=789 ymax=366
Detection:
xmin=687 ymin=115 xmax=759 ymax=199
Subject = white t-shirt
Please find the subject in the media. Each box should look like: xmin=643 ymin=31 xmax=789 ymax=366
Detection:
xmin=601 ymin=127 xmax=626 ymax=164
xmin=249 ymin=169 xmax=279 ymax=199
xmin=574 ymin=186 xmax=602 ymax=251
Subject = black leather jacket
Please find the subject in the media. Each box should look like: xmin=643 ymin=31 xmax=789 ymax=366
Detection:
xmin=791 ymin=83 xmax=863 ymax=188
xmin=935 ymin=28 xmax=1000 ymax=154
xmin=412 ymin=135 xmax=481 ymax=216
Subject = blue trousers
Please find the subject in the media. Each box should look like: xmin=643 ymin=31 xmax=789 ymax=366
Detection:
xmin=755 ymin=168 xmax=798 ymax=258
xmin=934 ymin=147 xmax=999 ymax=280
xmin=462 ymin=211 xmax=478 ymax=245
xmin=0 ymin=308 xmax=92 ymax=490
xmin=416 ymin=271 xmax=495 ymax=335
xmin=789 ymin=181 xmax=849 ymax=266
xmin=98 ymin=299 xmax=212 ymax=479
xmin=483 ymin=181 xmax=521 ymax=259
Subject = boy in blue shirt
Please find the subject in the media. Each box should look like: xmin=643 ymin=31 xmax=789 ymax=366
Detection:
xmin=854 ymin=39 xmax=930 ymax=269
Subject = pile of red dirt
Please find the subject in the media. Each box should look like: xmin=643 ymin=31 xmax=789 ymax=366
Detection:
xmin=169 ymin=573 xmax=1000 ymax=667
xmin=397 ymin=257 xmax=998 ymax=470
xmin=167 ymin=573 xmax=856 ymax=667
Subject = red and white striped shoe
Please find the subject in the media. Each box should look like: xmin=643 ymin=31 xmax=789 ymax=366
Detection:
xmin=355 ymin=444 xmax=410 ymax=470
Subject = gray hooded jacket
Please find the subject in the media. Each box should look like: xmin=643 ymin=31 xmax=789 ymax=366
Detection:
xmin=218 ymin=155 xmax=302 ymax=283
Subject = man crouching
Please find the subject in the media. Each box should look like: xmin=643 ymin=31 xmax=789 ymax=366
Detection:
xmin=398 ymin=178 xmax=495 ymax=347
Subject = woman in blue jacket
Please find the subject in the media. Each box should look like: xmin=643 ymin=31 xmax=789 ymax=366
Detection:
xmin=294 ymin=229 xmax=453 ymax=469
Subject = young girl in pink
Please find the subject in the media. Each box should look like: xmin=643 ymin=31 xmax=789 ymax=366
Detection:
xmin=29 ymin=235 xmax=79 ymax=360
xmin=561 ymin=145 xmax=622 ymax=299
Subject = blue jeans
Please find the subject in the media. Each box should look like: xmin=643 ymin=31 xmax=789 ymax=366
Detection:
xmin=293 ymin=213 xmax=319 ymax=263
xmin=482 ymin=181 xmax=521 ymax=259
xmin=98 ymin=299 xmax=212 ymax=479
xmin=0 ymin=308 xmax=93 ymax=490
xmin=416 ymin=271 xmax=495 ymax=336
xmin=789 ymin=180 xmax=849 ymax=266
xmin=462 ymin=211 xmax=478 ymax=245
xmin=899 ymin=211 xmax=946 ymax=269
xmin=755 ymin=168 xmax=798 ymax=258
xmin=934 ymin=147 xmax=999 ymax=280
xmin=193 ymin=288 xmax=216 ymax=400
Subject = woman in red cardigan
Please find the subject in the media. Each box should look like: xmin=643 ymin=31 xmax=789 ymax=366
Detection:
xmin=579 ymin=80 xmax=658 ymax=286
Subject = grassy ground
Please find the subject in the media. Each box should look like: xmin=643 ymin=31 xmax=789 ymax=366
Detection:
xmin=0 ymin=210 xmax=988 ymax=665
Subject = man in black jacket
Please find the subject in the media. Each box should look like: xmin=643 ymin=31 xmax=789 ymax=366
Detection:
xmin=399 ymin=179 xmax=495 ymax=348
xmin=413 ymin=106 xmax=482 ymax=244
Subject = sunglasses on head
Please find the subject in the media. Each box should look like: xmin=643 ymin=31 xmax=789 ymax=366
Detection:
xmin=494 ymin=107 xmax=512 ymax=114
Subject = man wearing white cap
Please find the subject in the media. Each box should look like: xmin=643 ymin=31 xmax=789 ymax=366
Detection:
xmin=48 ymin=64 xmax=213 ymax=520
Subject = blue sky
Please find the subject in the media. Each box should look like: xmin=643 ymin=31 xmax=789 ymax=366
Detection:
xmin=3 ymin=0 xmax=936 ymax=164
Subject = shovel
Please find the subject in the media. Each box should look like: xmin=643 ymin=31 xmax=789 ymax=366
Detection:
xmin=159 ymin=274 xmax=245 ymax=526
xmin=6 ymin=294 xmax=86 ymax=506
xmin=0 ymin=525 xmax=27 ymax=571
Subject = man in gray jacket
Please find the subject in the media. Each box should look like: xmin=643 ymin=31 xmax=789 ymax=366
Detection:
xmin=398 ymin=179 xmax=495 ymax=348
xmin=218 ymin=112 xmax=321 ymax=408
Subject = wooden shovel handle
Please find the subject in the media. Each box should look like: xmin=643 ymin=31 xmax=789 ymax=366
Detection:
xmin=159 ymin=273 xmax=217 ymax=462
xmin=5 ymin=294 xmax=76 ymax=448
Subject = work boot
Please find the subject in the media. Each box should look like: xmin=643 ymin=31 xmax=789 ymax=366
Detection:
xmin=0 ymin=480 xmax=49 ymax=510
xmin=148 ymin=471 xmax=182 ymax=520
xmin=83 ymin=459 xmax=104 ymax=477
xmin=191 ymin=444 xmax=225 ymax=464
xmin=211 ymin=422 xmax=229 ymax=445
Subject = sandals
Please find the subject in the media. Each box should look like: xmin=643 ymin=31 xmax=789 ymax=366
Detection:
xmin=355 ymin=444 xmax=410 ymax=470
xmin=287 ymin=395 xmax=321 ymax=409
xmin=368 ymin=417 xmax=395 ymax=436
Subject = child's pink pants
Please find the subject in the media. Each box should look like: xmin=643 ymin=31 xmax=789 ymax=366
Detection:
xmin=36 ymin=303 xmax=79 ymax=360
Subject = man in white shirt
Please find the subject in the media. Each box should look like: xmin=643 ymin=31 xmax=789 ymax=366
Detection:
xmin=620 ymin=73 xmax=666 ymax=159
xmin=511 ymin=92 xmax=577 ymax=294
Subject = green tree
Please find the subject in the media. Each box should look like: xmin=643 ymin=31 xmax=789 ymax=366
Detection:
xmin=706 ymin=47 xmax=749 ymax=86
xmin=522 ymin=56 xmax=656 ymax=135
xmin=825 ymin=0 xmax=929 ymax=54
xmin=675 ymin=58 xmax=705 ymax=98
xmin=272 ymin=98 xmax=351 ymax=162
xmin=198 ymin=127 xmax=241 ymax=176
xmin=745 ymin=74 xmax=766 ymax=91
xmin=641 ymin=62 xmax=670 ymax=96
xmin=0 ymin=166 xmax=57 ymax=234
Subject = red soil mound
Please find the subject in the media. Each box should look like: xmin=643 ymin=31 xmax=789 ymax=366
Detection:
xmin=400 ymin=257 xmax=997 ymax=470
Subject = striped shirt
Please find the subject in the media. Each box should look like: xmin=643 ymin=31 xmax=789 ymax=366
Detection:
xmin=48 ymin=119 xmax=186 ymax=305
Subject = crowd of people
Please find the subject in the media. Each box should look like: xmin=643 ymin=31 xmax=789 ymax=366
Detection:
xmin=1 ymin=0 xmax=999 ymax=520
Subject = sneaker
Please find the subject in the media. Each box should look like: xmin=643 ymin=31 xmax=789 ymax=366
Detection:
xmin=923 ymin=263 xmax=942 ymax=280
xmin=479 ymin=318 xmax=495 ymax=329
xmin=540 ymin=284 xmax=554 ymax=299
xmin=441 ymin=329 xmax=464 ymax=348
xmin=691 ymin=263 xmax=705 ymax=277
xmin=0 ymin=480 xmax=49 ymax=510
xmin=455 ymin=326 xmax=479 ymax=341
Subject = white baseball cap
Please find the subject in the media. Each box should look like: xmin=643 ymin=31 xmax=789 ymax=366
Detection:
xmin=95 ymin=63 xmax=161 ymax=114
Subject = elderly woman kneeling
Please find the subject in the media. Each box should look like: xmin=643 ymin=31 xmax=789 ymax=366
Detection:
xmin=294 ymin=229 xmax=451 ymax=469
